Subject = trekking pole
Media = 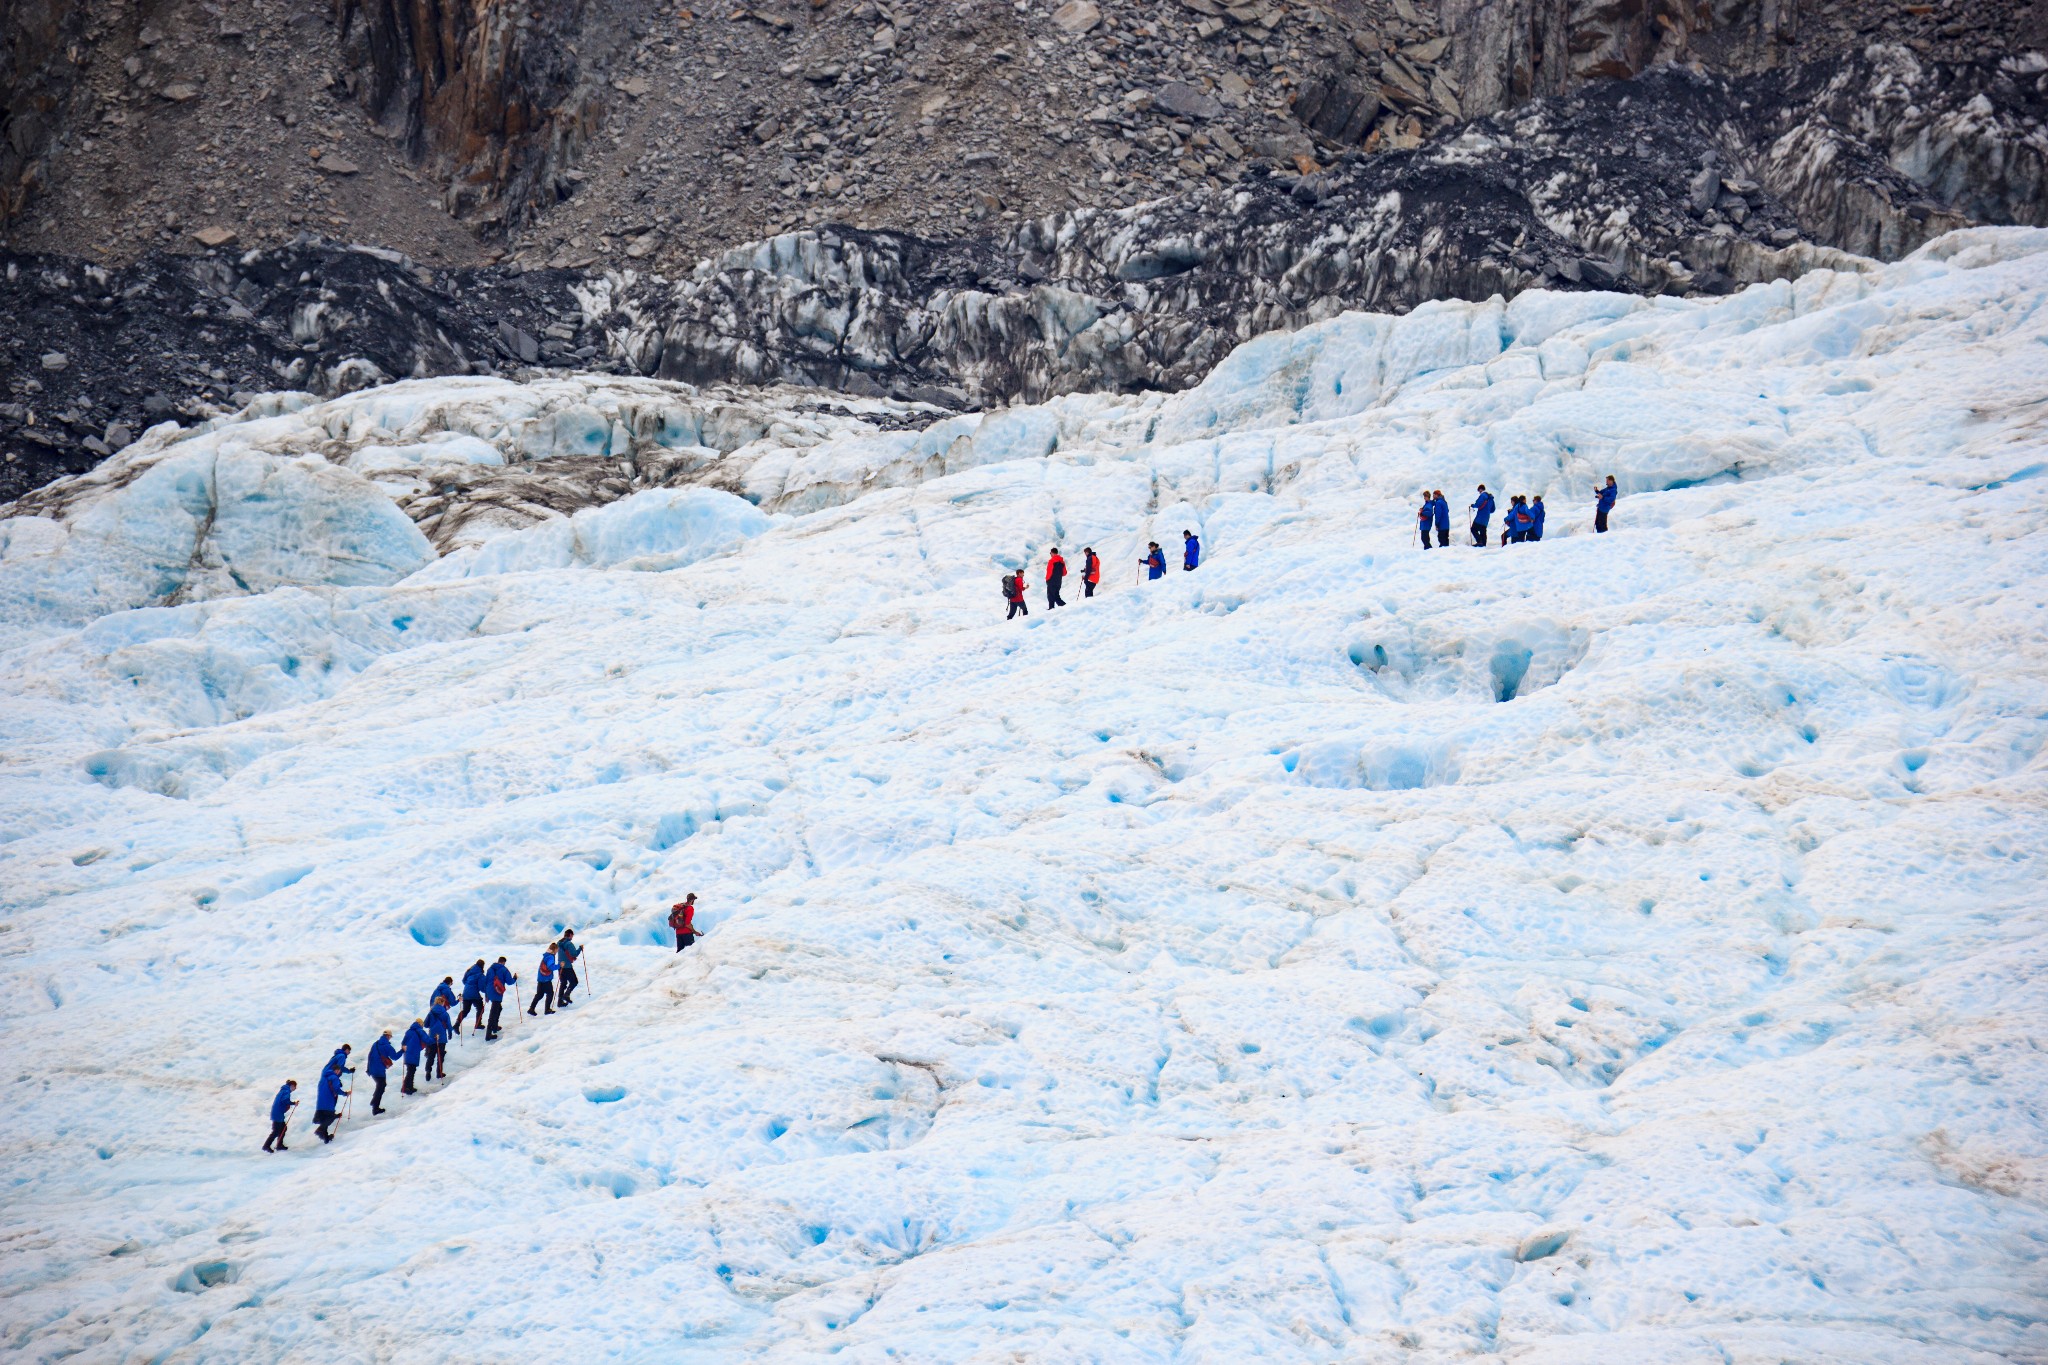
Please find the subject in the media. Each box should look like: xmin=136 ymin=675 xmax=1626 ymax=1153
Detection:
xmin=583 ymin=951 xmax=594 ymax=998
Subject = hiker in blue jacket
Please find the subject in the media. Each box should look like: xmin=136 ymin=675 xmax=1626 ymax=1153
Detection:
xmin=1529 ymin=495 xmax=1546 ymax=542
xmin=263 ymin=1079 xmax=297 ymax=1153
xmin=1470 ymin=485 xmax=1495 ymax=545
xmin=401 ymin=1018 xmax=429 ymax=1094
xmin=484 ymin=958 xmax=514 ymax=1041
xmin=529 ymin=943 xmax=559 ymax=1016
xmin=313 ymin=1064 xmax=348 ymax=1144
xmin=556 ymin=930 xmax=582 ymax=1007
xmin=429 ymin=976 xmax=457 ymax=1014
xmin=1182 ymin=530 xmax=1201 ymax=571
xmin=455 ymin=960 xmax=487 ymax=1035
xmin=425 ymin=1001 xmax=453 ymax=1080
xmin=365 ymin=1029 xmax=400 ymax=1114
xmin=1144 ymin=542 xmax=1166 ymax=580
xmin=1595 ymin=476 xmax=1618 ymax=533
xmin=326 ymin=1043 xmax=354 ymax=1079
xmin=1432 ymin=490 xmax=1451 ymax=548
xmin=1416 ymin=493 xmax=1434 ymax=550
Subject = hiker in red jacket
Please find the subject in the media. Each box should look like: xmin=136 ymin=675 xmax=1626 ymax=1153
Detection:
xmin=1082 ymin=548 xmax=1100 ymax=598
xmin=669 ymin=895 xmax=699 ymax=953
xmin=1003 ymin=571 xmax=1028 ymax=620
xmin=1045 ymin=548 xmax=1067 ymax=610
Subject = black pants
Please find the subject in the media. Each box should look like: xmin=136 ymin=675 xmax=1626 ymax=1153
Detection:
xmin=558 ymin=965 xmax=578 ymax=1003
xmin=402 ymin=1063 xmax=418 ymax=1094
xmin=1006 ymin=599 xmax=1026 ymax=619
xmin=314 ymin=1108 xmax=337 ymax=1141
xmin=1083 ymin=580 xmax=1095 ymax=597
xmin=1529 ymin=528 xmax=1543 ymax=541
xmin=1595 ymin=507 xmax=1610 ymax=533
xmin=1472 ymin=522 xmax=1488 ymax=546
xmin=1435 ymin=526 xmax=1449 ymax=547
xmin=1419 ymin=523 xmax=1432 ymax=549
xmin=530 ymin=980 xmax=554 ymax=1014
xmin=264 ymin=1120 xmax=288 ymax=1151
xmin=1046 ymin=578 xmax=1064 ymax=608
xmin=370 ymin=1073 xmax=388 ymax=1111
xmin=456 ymin=996 xmax=485 ymax=1032
xmin=675 ymin=931 xmax=697 ymax=953
xmin=486 ymin=998 xmax=504 ymax=1038
xmin=429 ymin=1043 xmax=446 ymax=1079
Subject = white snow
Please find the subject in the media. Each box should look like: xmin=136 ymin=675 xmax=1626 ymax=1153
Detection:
xmin=2 ymin=228 xmax=2046 ymax=1362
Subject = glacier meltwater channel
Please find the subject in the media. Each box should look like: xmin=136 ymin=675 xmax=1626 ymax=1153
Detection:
xmin=1 ymin=229 xmax=2045 ymax=1362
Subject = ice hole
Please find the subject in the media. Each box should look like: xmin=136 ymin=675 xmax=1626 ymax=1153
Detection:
xmin=1490 ymin=642 xmax=1534 ymax=702
xmin=408 ymin=907 xmax=454 ymax=947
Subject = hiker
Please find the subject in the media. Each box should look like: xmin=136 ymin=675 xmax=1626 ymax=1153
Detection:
xmin=1416 ymin=493 xmax=1434 ymax=549
xmin=455 ymin=959 xmax=488 ymax=1034
xmin=1045 ymin=547 xmax=1067 ymax=609
xmin=430 ymin=976 xmax=457 ymax=1015
xmin=1183 ymin=530 xmax=1201 ymax=571
xmin=401 ymin=1018 xmax=428 ymax=1094
xmin=1003 ymin=571 xmax=1028 ymax=620
xmin=529 ymin=942 xmax=558 ymax=1015
xmin=313 ymin=1062 xmax=348 ymax=1144
xmin=326 ymin=1043 xmax=354 ymax=1080
xmin=557 ymin=930 xmax=582 ymax=1006
xmin=1595 ymin=476 xmax=1617 ymax=533
xmin=484 ymin=957 xmax=514 ymax=1040
xmin=365 ymin=1029 xmax=399 ymax=1114
xmin=1502 ymin=495 xmax=1531 ymax=544
xmin=669 ymin=895 xmax=698 ymax=952
xmin=1144 ymin=542 xmax=1166 ymax=580
xmin=1082 ymin=547 xmax=1100 ymax=598
xmin=1529 ymin=494 xmax=1546 ymax=542
xmin=1432 ymin=490 xmax=1451 ymax=548
xmin=263 ymin=1079 xmax=296 ymax=1153
xmin=1470 ymin=484 xmax=1495 ymax=546
xmin=425 ymin=999 xmax=453 ymax=1079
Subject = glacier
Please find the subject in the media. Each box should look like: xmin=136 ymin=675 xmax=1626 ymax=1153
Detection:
xmin=1 ymin=228 xmax=2045 ymax=1362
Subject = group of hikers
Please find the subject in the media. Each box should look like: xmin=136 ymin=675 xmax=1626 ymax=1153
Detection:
xmin=261 ymin=896 xmax=703 ymax=1152
xmin=1003 ymin=530 xmax=1202 ymax=618
xmin=1418 ymin=478 xmax=1620 ymax=548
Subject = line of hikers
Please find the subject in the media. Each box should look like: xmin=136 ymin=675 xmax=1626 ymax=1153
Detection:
xmin=267 ymin=899 xmax=705 ymax=1151
xmin=1003 ymin=530 xmax=1201 ymax=618
xmin=1418 ymin=478 xmax=1620 ymax=548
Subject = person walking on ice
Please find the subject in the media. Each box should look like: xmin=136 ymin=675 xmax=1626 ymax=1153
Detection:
xmin=1416 ymin=493 xmax=1433 ymax=550
xmin=1595 ymin=476 xmax=1618 ymax=533
xmin=425 ymin=999 xmax=453 ymax=1079
xmin=313 ymin=1061 xmax=349 ymax=1144
xmin=365 ymin=1029 xmax=399 ymax=1114
xmin=1143 ymin=542 xmax=1166 ymax=581
xmin=1183 ymin=530 xmax=1201 ymax=571
xmin=263 ymin=1079 xmax=297 ymax=1152
xmin=1470 ymin=484 xmax=1495 ymax=545
xmin=430 ymin=976 xmax=456 ymax=1016
xmin=529 ymin=943 xmax=559 ymax=1016
xmin=1003 ymin=571 xmax=1028 ymax=620
xmin=456 ymin=959 xmax=487 ymax=1034
xmin=1432 ymin=490 xmax=1450 ymax=547
xmin=1045 ymin=548 xmax=1067 ymax=610
xmin=401 ymin=1017 xmax=428 ymax=1094
xmin=485 ymin=958 xmax=514 ymax=1040
xmin=670 ymin=895 xmax=699 ymax=952
xmin=1082 ymin=548 xmax=1100 ymax=598
xmin=557 ymin=930 xmax=582 ymax=1007
xmin=1529 ymin=495 xmax=1546 ymax=542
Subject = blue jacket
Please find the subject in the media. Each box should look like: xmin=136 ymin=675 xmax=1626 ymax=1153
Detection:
xmin=1183 ymin=536 xmax=1200 ymax=569
xmin=316 ymin=1067 xmax=346 ymax=1112
xmin=1531 ymin=501 xmax=1546 ymax=533
xmin=461 ymin=963 xmax=486 ymax=1000
xmin=1508 ymin=506 xmax=1531 ymax=535
xmin=537 ymin=951 xmax=557 ymax=980
xmin=1471 ymin=491 xmax=1495 ymax=523
xmin=557 ymin=940 xmax=581 ymax=966
xmin=327 ymin=1047 xmax=354 ymax=1076
xmin=1596 ymin=483 xmax=1617 ymax=512
xmin=1146 ymin=550 xmax=1165 ymax=580
xmin=485 ymin=963 xmax=512 ymax=1000
xmin=1432 ymin=496 xmax=1450 ymax=531
xmin=430 ymin=980 xmax=456 ymax=1010
xmin=270 ymin=1083 xmax=295 ymax=1123
xmin=366 ymin=1035 xmax=399 ymax=1078
xmin=402 ymin=1021 xmax=429 ymax=1065
xmin=426 ymin=1004 xmax=453 ymax=1043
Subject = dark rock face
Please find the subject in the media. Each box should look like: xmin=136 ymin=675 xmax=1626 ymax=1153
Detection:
xmin=3 ymin=46 xmax=2043 ymax=505
xmin=0 ymin=0 xmax=86 ymax=223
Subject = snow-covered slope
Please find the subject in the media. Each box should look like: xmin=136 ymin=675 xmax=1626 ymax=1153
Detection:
xmin=3 ymin=229 xmax=2046 ymax=1363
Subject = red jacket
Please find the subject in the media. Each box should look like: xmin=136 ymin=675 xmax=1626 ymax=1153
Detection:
xmin=1045 ymin=553 xmax=1066 ymax=582
xmin=1003 ymin=574 xmax=1024 ymax=602
xmin=1084 ymin=552 xmax=1099 ymax=583
xmin=668 ymin=903 xmax=695 ymax=935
